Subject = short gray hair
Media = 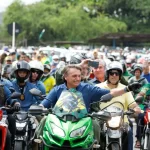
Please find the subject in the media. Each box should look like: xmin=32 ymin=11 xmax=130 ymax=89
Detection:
xmin=95 ymin=59 xmax=106 ymax=69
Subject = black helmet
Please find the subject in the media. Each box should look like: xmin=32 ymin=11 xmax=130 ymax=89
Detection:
xmin=14 ymin=61 xmax=30 ymax=83
xmin=107 ymin=55 xmax=116 ymax=61
xmin=70 ymin=54 xmax=87 ymax=64
xmin=106 ymin=61 xmax=123 ymax=80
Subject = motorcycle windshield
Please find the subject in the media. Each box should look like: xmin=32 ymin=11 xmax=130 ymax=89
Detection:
xmin=100 ymin=102 xmax=124 ymax=116
xmin=53 ymin=90 xmax=88 ymax=120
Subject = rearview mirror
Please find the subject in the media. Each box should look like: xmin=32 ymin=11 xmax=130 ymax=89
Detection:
xmin=11 ymin=92 xmax=21 ymax=99
xmin=29 ymin=88 xmax=42 ymax=97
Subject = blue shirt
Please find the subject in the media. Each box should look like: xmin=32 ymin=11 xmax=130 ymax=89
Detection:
xmin=89 ymin=77 xmax=101 ymax=84
xmin=12 ymin=80 xmax=39 ymax=111
xmin=31 ymin=80 xmax=46 ymax=104
xmin=41 ymin=83 xmax=110 ymax=112
xmin=33 ymin=81 xmax=46 ymax=95
xmin=142 ymin=73 xmax=150 ymax=83
xmin=1 ymin=78 xmax=13 ymax=89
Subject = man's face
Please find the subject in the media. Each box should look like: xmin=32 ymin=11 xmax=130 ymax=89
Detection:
xmin=18 ymin=70 xmax=27 ymax=77
xmin=64 ymin=68 xmax=81 ymax=88
xmin=20 ymin=55 xmax=26 ymax=61
xmin=108 ymin=70 xmax=120 ymax=85
xmin=143 ymin=66 xmax=149 ymax=74
xmin=93 ymin=64 xmax=105 ymax=78
xmin=44 ymin=68 xmax=50 ymax=74
xmin=6 ymin=60 xmax=12 ymax=64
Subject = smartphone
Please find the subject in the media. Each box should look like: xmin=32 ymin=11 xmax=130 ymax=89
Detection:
xmin=88 ymin=61 xmax=99 ymax=68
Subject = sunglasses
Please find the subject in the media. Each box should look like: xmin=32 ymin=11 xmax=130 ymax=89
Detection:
xmin=32 ymin=70 xmax=40 ymax=74
xmin=109 ymin=71 xmax=120 ymax=76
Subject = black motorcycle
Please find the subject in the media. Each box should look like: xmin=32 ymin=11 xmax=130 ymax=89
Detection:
xmin=13 ymin=107 xmax=38 ymax=150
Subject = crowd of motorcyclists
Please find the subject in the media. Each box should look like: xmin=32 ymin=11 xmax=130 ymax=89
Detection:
xmin=0 ymin=47 xmax=150 ymax=150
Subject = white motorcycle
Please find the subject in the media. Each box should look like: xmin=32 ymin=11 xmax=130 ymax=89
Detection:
xmin=99 ymin=101 xmax=134 ymax=150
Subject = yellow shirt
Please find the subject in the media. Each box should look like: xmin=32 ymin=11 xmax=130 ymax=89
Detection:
xmin=96 ymin=81 xmax=135 ymax=123
xmin=43 ymin=76 xmax=56 ymax=95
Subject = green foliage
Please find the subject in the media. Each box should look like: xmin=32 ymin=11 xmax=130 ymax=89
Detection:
xmin=2 ymin=0 xmax=127 ymax=45
xmin=104 ymin=0 xmax=150 ymax=33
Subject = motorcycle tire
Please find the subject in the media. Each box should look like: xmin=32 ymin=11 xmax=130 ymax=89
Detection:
xmin=14 ymin=141 xmax=23 ymax=150
xmin=110 ymin=143 xmax=120 ymax=150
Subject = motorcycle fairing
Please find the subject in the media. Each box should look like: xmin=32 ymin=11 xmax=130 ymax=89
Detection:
xmin=0 ymin=122 xmax=8 ymax=150
xmin=42 ymin=114 xmax=94 ymax=148
xmin=41 ymin=91 xmax=95 ymax=149
xmin=53 ymin=90 xmax=88 ymax=120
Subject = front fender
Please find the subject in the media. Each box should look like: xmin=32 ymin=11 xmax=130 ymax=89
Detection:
xmin=107 ymin=128 xmax=122 ymax=138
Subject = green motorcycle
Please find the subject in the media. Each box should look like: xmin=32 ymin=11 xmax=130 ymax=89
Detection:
xmin=29 ymin=89 xmax=112 ymax=150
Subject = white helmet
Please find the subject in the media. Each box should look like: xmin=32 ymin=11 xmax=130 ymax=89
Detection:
xmin=29 ymin=60 xmax=44 ymax=81
xmin=106 ymin=61 xmax=123 ymax=81
xmin=29 ymin=60 xmax=44 ymax=72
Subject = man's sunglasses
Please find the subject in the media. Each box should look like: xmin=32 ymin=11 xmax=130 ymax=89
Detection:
xmin=109 ymin=71 xmax=120 ymax=76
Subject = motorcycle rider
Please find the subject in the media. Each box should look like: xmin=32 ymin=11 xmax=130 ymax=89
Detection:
xmin=12 ymin=60 xmax=39 ymax=111
xmin=38 ymin=62 xmax=141 ymax=143
xmin=134 ymin=83 xmax=150 ymax=148
xmin=1 ymin=64 xmax=12 ymax=81
xmin=29 ymin=60 xmax=46 ymax=97
xmin=0 ymin=79 xmax=19 ymax=150
xmin=96 ymin=61 xmax=141 ymax=150
xmin=89 ymin=59 xmax=106 ymax=84
xmin=120 ymin=60 xmax=133 ymax=82
xmin=128 ymin=64 xmax=148 ymax=97
xmin=40 ymin=64 xmax=56 ymax=95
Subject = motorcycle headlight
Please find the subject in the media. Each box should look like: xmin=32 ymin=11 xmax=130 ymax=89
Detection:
xmin=50 ymin=123 xmax=65 ymax=137
xmin=70 ymin=126 xmax=86 ymax=138
xmin=16 ymin=122 xmax=26 ymax=128
xmin=107 ymin=116 xmax=121 ymax=128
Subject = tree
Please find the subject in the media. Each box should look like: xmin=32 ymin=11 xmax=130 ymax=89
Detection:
xmin=104 ymin=0 xmax=150 ymax=33
xmin=2 ymin=0 xmax=127 ymax=45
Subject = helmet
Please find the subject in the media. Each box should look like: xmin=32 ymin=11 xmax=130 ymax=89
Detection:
xmin=2 ymin=64 xmax=12 ymax=79
xmin=2 ymin=64 xmax=12 ymax=75
xmin=44 ymin=64 xmax=51 ymax=71
xmin=60 ymin=54 xmax=66 ymax=62
xmin=14 ymin=61 xmax=30 ymax=83
xmin=43 ymin=64 xmax=51 ymax=77
xmin=52 ymin=55 xmax=59 ymax=60
xmin=107 ymin=55 xmax=116 ymax=61
xmin=70 ymin=54 xmax=87 ymax=64
xmin=133 ymin=64 xmax=143 ymax=73
xmin=29 ymin=60 xmax=44 ymax=81
xmin=29 ymin=60 xmax=44 ymax=72
xmin=126 ymin=58 xmax=132 ymax=64
xmin=106 ymin=61 xmax=123 ymax=80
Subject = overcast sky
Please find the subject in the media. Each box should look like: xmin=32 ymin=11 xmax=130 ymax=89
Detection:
xmin=0 ymin=0 xmax=41 ymax=12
